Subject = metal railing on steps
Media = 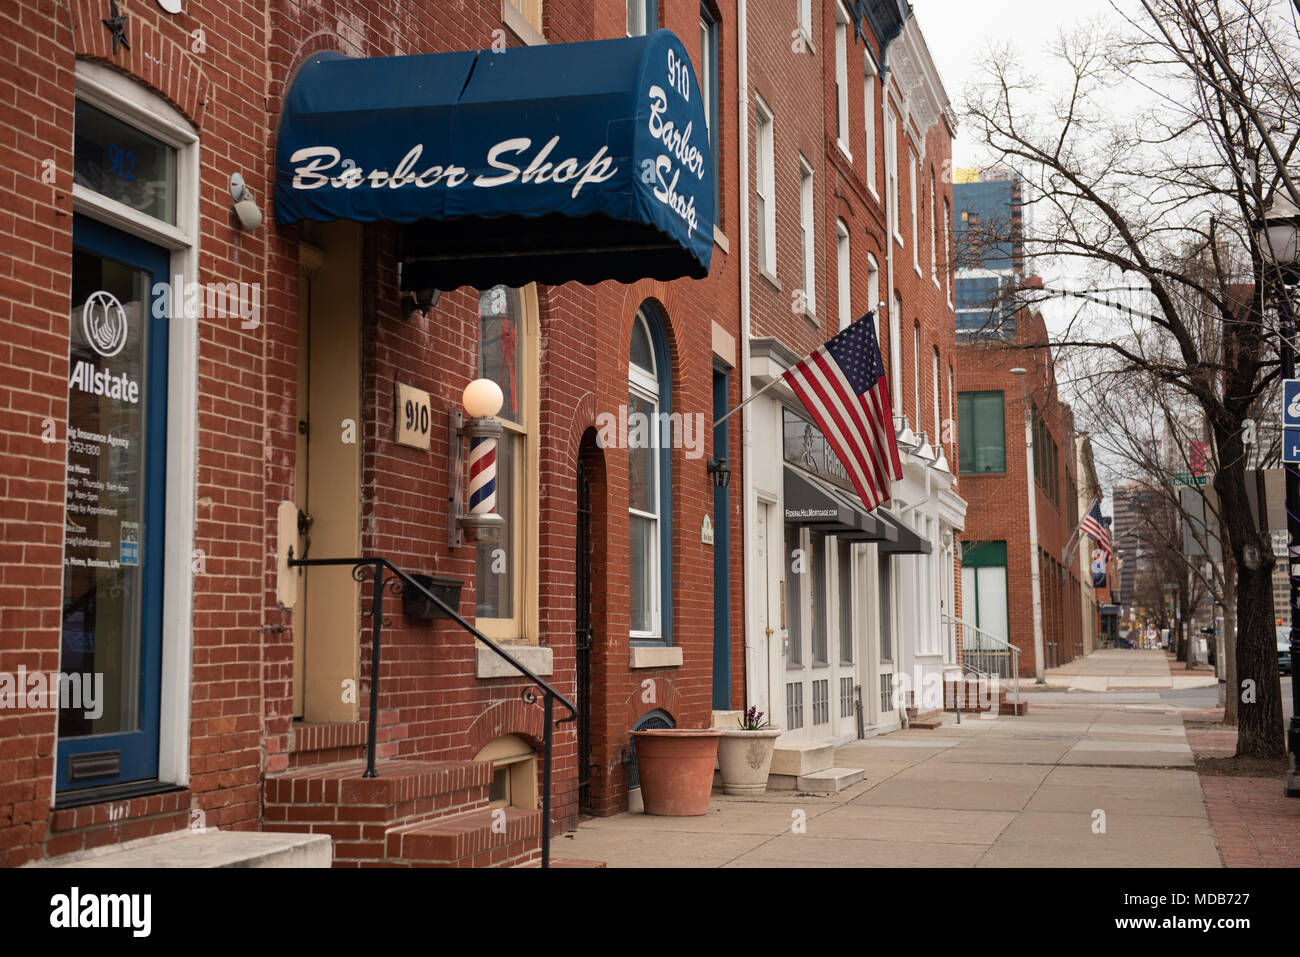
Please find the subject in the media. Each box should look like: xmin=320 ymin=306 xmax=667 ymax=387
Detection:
xmin=942 ymin=613 xmax=1021 ymax=712
xmin=286 ymin=550 xmax=577 ymax=868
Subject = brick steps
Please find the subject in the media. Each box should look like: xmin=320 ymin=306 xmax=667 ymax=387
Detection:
xmin=264 ymin=757 xmax=550 ymax=867
xmin=386 ymin=807 xmax=541 ymax=867
xmin=942 ymin=679 xmax=1026 ymax=717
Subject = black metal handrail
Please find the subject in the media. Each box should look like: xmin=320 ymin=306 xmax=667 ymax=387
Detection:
xmin=286 ymin=549 xmax=577 ymax=868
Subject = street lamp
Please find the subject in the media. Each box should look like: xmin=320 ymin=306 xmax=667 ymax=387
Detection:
xmin=1011 ymin=366 xmax=1047 ymax=684
xmin=1256 ymin=194 xmax=1300 ymax=798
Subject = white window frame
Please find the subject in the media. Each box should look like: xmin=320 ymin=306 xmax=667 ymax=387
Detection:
xmin=947 ymin=364 xmax=955 ymax=461
xmin=891 ymin=292 xmax=903 ymax=409
xmin=932 ymin=346 xmax=941 ymax=440
xmin=796 ymin=0 xmax=814 ymax=51
xmin=799 ymin=156 xmax=815 ymax=316
xmin=69 ymin=61 xmax=201 ymax=794
xmin=864 ymin=53 xmax=878 ymax=199
xmin=629 ymin=312 xmax=662 ymax=642
xmin=912 ymin=320 xmax=921 ymax=434
xmin=834 ymin=3 xmax=851 ymax=159
xmin=929 ymin=170 xmax=939 ymax=284
xmin=867 ymin=252 xmax=880 ymax=317
xmin=910 ymin=146 xmax=920 ymax=275
xmin=886 ymin=104 xmax=901 ymax=247
xmin=756 ymin=97 xmax=776 ymax=277
xmin=836 ymin=220 xmax=851 ymax=331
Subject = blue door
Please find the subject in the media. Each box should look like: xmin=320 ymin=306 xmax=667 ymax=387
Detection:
xmin=57 ymin=215 xmax=169 ymax=793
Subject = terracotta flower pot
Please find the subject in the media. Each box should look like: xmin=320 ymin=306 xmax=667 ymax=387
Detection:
xmin=631 ymin=728 xmax=722 ymax=816
xmin=717 ymin=727 xmax=782 ymax=795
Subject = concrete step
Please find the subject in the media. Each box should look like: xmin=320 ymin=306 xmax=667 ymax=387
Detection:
xmin=770 ymin=740 xmax=835 ymax=776
xmin=1000 ymin=700 xmax=1029 ymax=716
xmin=907 ymin=711 xmax=945 ymax=729
xmin=521 ymin=856 xmax=608 ymax=868
xmin=386 ymin=807 xmax=541 ymax=867
xmin=796 ymin=767 xmax=865 ymax=793
xmin=31 ymin=829 xmax=332 ymax=868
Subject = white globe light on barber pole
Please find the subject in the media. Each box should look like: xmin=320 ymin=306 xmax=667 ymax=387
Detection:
xmin=463 ymin=378 xmax=504 ymax=524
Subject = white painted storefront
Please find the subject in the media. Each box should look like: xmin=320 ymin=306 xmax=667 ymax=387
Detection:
xmin=743 ymin=339 xmax=966 ymax=752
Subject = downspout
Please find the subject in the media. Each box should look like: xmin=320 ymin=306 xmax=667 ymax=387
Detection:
xmin=739 ymin=0 xmax=766 ymax=716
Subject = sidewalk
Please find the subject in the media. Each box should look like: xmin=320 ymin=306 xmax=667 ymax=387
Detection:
xmin=560 ymin=705 xmax=1221 ymax=867
xmin=1185 ymin=714 xmax=1300 ymax=867
xmin=1042 ymin=647 xmax=1218 ymax=692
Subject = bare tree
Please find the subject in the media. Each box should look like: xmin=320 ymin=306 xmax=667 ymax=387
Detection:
xmin=962 ymin=0 xmax=1298 ymax=756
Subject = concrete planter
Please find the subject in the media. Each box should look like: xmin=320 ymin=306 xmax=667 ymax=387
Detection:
xmin=717 ymin=728 xmax=782 ymax=795
xmin=632 ymin=729 xmax=722 ymax=816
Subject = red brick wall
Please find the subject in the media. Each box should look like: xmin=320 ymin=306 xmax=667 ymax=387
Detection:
xmin=262 ymin=0 xmax=744 ymax=828
xmin=0 ymin=0 xmax=267 ymax=865
xmin=956 ymin=309 xmax=1083 ymax=675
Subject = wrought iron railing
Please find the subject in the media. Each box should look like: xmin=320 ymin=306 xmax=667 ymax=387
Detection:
xmin=286 ymin=550 xmax=577 ymax=868
xmin=942 ymin=613 xmax=1021 ymax=712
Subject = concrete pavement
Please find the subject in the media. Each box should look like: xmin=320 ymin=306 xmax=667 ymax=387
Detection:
xmin=561 ymin=685 xmax=1223 ymax=867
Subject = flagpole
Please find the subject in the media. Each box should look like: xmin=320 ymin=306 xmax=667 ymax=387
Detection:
xmin=713 ymin=374 xmax=785 ymax=429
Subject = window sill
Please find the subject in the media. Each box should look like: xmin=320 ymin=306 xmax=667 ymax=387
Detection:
xmin=836 ymin=141 xmax=852 ymax=163
xmin=894 ymin=232 xmax=904 ymax=248
xmin=796 ymin=26 xmax=816 ymax=54
xmin=630 ymin=645 xmax=683 ymax=669
xmin=914 ymin=264 xmax=922 ymax=278
xmin=713 ymin=224 xmax=730 ymax=254
xmin=476 ymin=643 xmax=554 ymax=679
xmin=760 ymin=267 xmax=782 ymax=291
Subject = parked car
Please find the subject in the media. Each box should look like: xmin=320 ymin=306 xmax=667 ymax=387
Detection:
xmin=1280 ymin=627 xmax=1293 ymax=676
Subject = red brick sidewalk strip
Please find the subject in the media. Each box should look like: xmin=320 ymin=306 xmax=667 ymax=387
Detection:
xmin=1188 ymin=725 xmax=1300 ymax=867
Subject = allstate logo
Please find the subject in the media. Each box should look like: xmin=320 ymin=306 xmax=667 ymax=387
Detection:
xmin=82 ymin=290 xmax=129 ymax=358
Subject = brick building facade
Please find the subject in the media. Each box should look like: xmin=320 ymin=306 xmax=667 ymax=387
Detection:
xmin=955 ymin=307 xmax=1084 ymax=676
xmin=1 ymin=0 xmax=743 ymax=866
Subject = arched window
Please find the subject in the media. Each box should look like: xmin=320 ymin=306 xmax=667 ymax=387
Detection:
xmin=628 ymin=306 xmax=673 ymax=644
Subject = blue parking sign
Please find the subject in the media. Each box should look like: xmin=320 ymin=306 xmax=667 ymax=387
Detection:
xmin=1286 ymin=427 xmax=1300 ymax=464
xmin=1285 ymin=379 xmax=1300 ymax=427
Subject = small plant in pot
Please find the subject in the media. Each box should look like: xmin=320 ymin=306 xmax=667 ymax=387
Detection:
xmin=716 ymin=706 xmax=782 ymax=796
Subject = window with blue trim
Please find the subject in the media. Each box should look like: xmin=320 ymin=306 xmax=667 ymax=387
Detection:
xmin=628 ymin=305 xmax=673 ymax=644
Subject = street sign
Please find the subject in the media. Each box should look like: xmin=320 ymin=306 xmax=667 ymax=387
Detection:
xmin=1286 ymin=426 xmax=1300 ymax=464
xmin=1284 ymin=379 xmax=1300 ymax=425
xmin=1174 ymin=471 xmax=1208 ymax=486
xmin=1285 ymin=380 xmax=1300 ymax=463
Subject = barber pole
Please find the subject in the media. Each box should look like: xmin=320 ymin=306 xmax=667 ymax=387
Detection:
xmin=468 ymin=434 xmax=497 ymax=518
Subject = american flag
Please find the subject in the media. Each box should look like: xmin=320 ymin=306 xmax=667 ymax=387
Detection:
xmin=781 ymin=313 xmax=902 ymax=511
xmin=1080 ymin=498 xmax=1112 ymax=560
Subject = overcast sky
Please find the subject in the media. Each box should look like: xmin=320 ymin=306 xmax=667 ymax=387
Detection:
xmin=910 ymin=0 xmax=1129 ymax=167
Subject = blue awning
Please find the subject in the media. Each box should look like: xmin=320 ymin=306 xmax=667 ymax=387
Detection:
xmin=275 ymin=30 xmax=714 ymax=290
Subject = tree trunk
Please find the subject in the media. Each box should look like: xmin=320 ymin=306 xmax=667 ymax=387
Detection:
xmin=1223 ymin=556 xmax=1238 ymax=726
xmin=1212 ymin=447 xmax=1286 ymax=758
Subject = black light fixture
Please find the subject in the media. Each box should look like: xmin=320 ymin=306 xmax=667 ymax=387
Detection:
xmin=397 ymin=263 xmax=441 ymax=320
xmin=707 ymin=457 xmax=731 ymax=488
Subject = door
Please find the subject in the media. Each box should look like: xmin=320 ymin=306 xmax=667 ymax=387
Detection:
xmin=58 ymin=215 xmax=169 ymax=792
xmin=876 ymin=552 xmax=898 ymax=727
xmin=576 ymin=457 xmax=593 ymax=811
xmin=711 ymin=369 xmax=731 ymax=709
xmin=756 ymin=499 xmax=778 ymax=722
xmin=782 ymin=524 xmax=833 ymax=741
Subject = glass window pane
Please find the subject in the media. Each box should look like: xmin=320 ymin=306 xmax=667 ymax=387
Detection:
xmin=785 ymin=524 xmax=802 ymax=665
xmin=74 ymin=100 xmax=177 ymax=225
xmin=61 ymin=248 xmax=155 ymax=737
xmin=838 ymin=540 xmax=853 ymax=662
xmin=478 ymin=285 xmax=523 ymax=424
xmin=630 ymin=515 xmax=656 ymax=632
xmin=976 ymin=565 xmax=1009 ymax=642
xmin=811 ymin=532 xmax=827 ymax=664
xmin=475 ymin=433 xmax=515 ymax=620
xmin=628 ymin=391 xmax=657 ymax=514
xmin=630 ymin=314 xmax=655 ymax=376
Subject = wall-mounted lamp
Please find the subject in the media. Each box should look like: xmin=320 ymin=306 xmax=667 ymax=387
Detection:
xmin=229 ymin=173 xmax=262 ymax=231
xmin=448 ymin=378 xmax=506 ymax=547
xmin=707 ymin=457 xmax=731 ymax=488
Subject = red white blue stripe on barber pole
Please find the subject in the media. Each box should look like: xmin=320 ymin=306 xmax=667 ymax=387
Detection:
xmin=468 ymin=435 xmax=497 ymax=515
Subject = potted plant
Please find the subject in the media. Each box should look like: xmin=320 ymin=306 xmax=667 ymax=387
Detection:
xmin=630 ymin=727 xmax=723 ymax=816
xmin=716 ymin=706 xmax=782 ymax=796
